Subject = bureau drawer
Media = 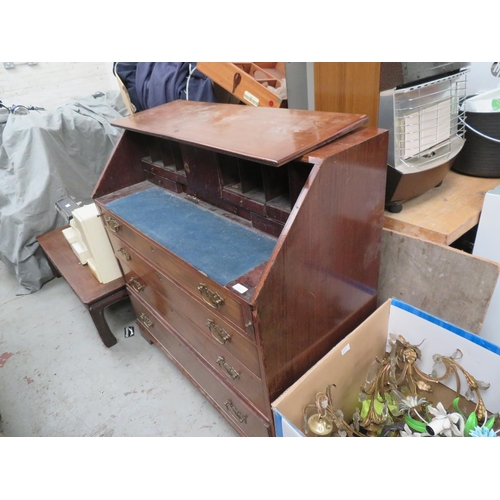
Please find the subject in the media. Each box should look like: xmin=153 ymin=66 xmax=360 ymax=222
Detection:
xmin=108 ymin=231 xmax=262 ymax=376
xmin=129 ymin=292 xmax=271 ymax=437
xmin=128 ymin=286 xmax=267 ymax=413
xmin=99 ymin=206 xmax=255 ymax=338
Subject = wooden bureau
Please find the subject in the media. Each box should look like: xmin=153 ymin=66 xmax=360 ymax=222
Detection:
xmin=92 ymin=100 xmax=389 ymax=436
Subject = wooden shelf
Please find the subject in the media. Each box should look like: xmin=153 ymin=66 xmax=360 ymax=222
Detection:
xmin=383 ymin=170 xmax=500 ymax=245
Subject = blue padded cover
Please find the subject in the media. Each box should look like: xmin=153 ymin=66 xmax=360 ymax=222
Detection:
xmin=106 ymin=186 xmax=276 ymax=285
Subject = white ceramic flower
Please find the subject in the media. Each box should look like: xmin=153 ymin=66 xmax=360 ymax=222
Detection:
xmin=400 ymin=423 xmax=428 ymax=437
xmin=398 ymin=395 xmax=428 ymax=412
xmin=427 ymin=402 xmax=464 ymax=437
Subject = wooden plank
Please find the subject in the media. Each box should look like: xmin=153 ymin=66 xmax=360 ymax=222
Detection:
xmin=383 ymin=171 xmax=500 ymax=245
xmin=378 ymin=228 xmax=500 ymax=334
xmin=110 ymin=100 xmax=368 ymax=167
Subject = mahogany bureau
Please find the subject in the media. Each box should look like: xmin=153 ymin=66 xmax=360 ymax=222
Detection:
xmin=92 ymin=100 xmax=389 ymax=436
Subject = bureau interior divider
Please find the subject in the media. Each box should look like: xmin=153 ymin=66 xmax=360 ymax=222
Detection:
xmin=140 ymin=135 xmax=314 ymax=238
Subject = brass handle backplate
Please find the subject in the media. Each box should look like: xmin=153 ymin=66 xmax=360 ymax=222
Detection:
xmin=225 ymin=399 xmax=247 ymax=424
xmin=216 ymin=356 xmax=240 ymax=380
xmin=139 ymin=313 xmax=153 ymax=328
xmin=198 ymin=283 xmax=224 ymax=309
xmin=117 ymin=247 xmax=131 ymax=261
xmin=129 ymin=277 xmax=145 ymax=293
xmin=105 ymin=217 xmax=121 ymax=233
xmin=207 ymin=320 xmax=231 ymax=345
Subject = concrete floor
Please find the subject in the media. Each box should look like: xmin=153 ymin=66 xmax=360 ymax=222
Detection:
xmin=0 ymin=259 xmax=239 ymax=437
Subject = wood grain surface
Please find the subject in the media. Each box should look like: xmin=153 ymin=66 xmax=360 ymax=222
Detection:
xmin=378 ymin=228 xmax=500 ymax=334
xmin=93 ymin=102 xmax=389 ymax=436
xmin=383 ymin=171 xmax=500 ymax=245
xmin=109 ymin=100 xmax=367 ymax=167
xmin=254 ymin=128 xmax=389 ymax=401
xmin=314 ymin=62 xmax=381 ymax=127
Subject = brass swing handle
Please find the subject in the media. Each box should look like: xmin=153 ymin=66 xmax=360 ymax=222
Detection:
xmin=117 ymin=247 xmax=131 ymax=261
xmin=198 ymin=283 xmax=224 ymax=309
xmin=138 ymin=313 xmax=153 ymax=329
xmin=225 ymin=399 xmax=247 ymax=424
xmin=129 ymin=277 xmax=145 ymax=293
xmin=105 ymin=217 xmax=122 ymax=233
xmin=216 ymin=356 xmax=240 ymax=381
xmin=206 ymin=320 xmax=231 ymax=345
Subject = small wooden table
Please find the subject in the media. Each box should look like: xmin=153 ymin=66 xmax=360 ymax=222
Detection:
xmin=37 ymin=226 xmax=127 ymax=347
xmin=383 ymin=170 xmax=500 ymax=246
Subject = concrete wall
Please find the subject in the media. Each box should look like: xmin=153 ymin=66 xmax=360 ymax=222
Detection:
xmin=0 ymin=62 xmax=119 ymax=111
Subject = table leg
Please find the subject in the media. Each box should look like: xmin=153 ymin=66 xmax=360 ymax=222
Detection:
xmin=88 ymin=289 xmax=129 ymax=348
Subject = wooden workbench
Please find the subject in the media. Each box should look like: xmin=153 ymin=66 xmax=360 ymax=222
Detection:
xmin=383 ymin=170 xmax=500 ymax=245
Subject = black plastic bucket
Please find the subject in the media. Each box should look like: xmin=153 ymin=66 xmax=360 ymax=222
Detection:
xmin=453 ymin=106 xmax=500 ymax=177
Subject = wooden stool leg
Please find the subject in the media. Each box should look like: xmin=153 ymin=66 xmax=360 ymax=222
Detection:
xmin=88 ymin=290 xmax=129 ymax=348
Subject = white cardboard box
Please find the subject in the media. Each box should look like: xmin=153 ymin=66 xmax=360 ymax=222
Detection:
xmin=272 ymin=298 xmax=500 ymax=437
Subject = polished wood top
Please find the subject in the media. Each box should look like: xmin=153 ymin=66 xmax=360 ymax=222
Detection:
xmin=110 ymin=100 xmax=368 ymax=167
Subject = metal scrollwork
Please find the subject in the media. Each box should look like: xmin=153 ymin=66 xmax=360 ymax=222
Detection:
xmin=207 ymin=320 xmax=231 ymax=344
xmin=225 ymin=399 xmax=247 ymax=424
xmin=105 ymin=217 xmax=121 ymax=233
xmin=216 ymin=356 xmax=240 ymax=380
xmin=139 ymin=313 xmax=153 ymax=328
xmin=117 ymin=247 xmax=131 ymax=261
xmin=129 ymin=277 xmax=145 ymax=293
xmin=198 ymin=283 xmax=224 ymax=308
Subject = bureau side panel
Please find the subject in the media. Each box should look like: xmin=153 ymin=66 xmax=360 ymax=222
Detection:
xmin=92 ymin=130 xmax=148 ymax=199
xmin=254 ymin=129 xmax=389 ymax=402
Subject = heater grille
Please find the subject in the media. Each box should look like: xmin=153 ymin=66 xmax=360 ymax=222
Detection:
xmin=380 ymin=69 xmax=468 ymax=173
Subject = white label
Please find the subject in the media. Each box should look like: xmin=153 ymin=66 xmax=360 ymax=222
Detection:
xmin=341 ymin=344 xmax=350 ymax=356
xmin=232 ymin=283 xmax=248 ymax=294
xmin=65 ymin=203 xmax=71 ymax=207
xmin=243 ymin=91 xmax=259 ymax=107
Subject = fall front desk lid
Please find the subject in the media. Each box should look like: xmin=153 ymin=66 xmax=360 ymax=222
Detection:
xmin=110 ymin=100 xmax=368 ymax=167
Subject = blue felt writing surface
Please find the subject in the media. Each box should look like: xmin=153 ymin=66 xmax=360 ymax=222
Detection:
xmin=106 ymin=186 xmax=277 ymax=285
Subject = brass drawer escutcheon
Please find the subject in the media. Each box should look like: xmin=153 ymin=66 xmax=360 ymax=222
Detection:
xmin=224 ymin=399 xmax=247 ymax=424
xmin=117 ymin=247 xmax=131 ymax=261
xmin=206 ymin=319 xmax=231 ymax=344
xmin=216 ymin=356 xmax=240 ymax=380
xmin=139 ymin=313 xmax=153 ymax=329
xmin=198 ymin=283 xmax=224 ymax=308
xmin=129 ymin=277 xmax=145 ymax=293
xmin=105 ymin=217 xmax=122 ymax=233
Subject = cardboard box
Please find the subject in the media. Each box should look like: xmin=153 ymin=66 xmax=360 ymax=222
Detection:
xmin=272 ymin=299 xmax=500 ymax=437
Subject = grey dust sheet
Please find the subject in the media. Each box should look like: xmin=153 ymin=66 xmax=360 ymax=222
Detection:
xmin=0 ymin=91 xmax=128 ymax=294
